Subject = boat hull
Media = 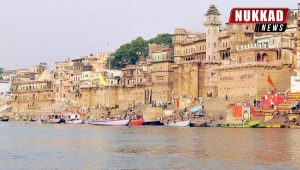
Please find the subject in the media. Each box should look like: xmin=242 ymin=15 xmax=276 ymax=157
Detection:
xmin=43 ymin=119 xmax=64 ymax=123
xmin=190 ymin=122 xmax=205 ymax=127
xmin=164 ymin=120 xmax=191 ymax=127
xmin=224 ymin=121 xmax=261 ymax=128
xmin=129 ymin=119 xmax=144 ymax=126
xmin=65 ymin=119 xmax=83 ymax=124
xmin=89 ymin=119 xmax=130 ymax=126
xmin=144 ymin=120 xmax=163 ymax=126
xmin=205 ymin=121 xmax=221 ymax=127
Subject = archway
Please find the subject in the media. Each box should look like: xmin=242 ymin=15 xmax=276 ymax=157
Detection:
xmin=256 ymin=53 xmax=262 ymax=62
xmin=262 ymin=53 xmax=268 ymax=62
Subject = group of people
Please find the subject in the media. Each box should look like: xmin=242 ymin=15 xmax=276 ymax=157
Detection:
xmin=149 ymin=100 xmax=175 ymax=109
xmin=124 ymin=109 xmax=143 ymax=120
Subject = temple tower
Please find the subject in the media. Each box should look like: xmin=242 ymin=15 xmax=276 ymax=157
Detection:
xmin=204 ymin=5 xmax=221 ymax=60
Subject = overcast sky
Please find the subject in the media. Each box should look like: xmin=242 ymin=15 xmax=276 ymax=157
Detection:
xmin=0 ymin=0 xmax=298 ymax=70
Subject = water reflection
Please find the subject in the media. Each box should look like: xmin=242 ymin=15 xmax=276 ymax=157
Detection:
xmin=0 ymin=122 xmax=300 ymax=169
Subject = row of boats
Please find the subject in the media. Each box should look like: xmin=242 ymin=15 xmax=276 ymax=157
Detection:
xmin=5 ymin=114 xmax=296 ymax=128
xmin=37 ymin=118 xmax=265 ymax=128
xmin=44 ymin=118 xmax=193 ymax=127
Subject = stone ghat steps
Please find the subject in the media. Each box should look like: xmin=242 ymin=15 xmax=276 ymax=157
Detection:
xmin=261 ymin=109 xmax=274 ymax=113
xmin=199 ymin=95 xmax=255 ymax=116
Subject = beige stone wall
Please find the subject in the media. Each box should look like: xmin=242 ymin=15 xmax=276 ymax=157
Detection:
xmin=217 ymin=65 xmax=293 ymax=98
xmin=11 ymin=80 xmax=55 ymax=113
xmin=11 ymin=90 xmax=54 ymax=113
xmin=232 ymin=49 xmax=278 ymax=64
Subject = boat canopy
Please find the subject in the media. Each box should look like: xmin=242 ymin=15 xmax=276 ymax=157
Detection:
xmin=190 ymin=105 xmax=203 ymax=113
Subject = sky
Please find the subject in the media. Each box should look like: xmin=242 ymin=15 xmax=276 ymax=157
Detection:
xmin=0 ymin=0 xmax=298 ymax=70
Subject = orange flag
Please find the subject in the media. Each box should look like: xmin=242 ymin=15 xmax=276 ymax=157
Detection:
xmin=267 ymin=74 xmax=277 ymax=91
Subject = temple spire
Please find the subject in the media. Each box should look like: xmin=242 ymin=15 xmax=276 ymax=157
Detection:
xmin=205 ymin=5 xmax=220 ymax=16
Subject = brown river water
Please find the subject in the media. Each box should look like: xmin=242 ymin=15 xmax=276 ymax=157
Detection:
xmin=0 ymin=121 xmax=300 ymax=170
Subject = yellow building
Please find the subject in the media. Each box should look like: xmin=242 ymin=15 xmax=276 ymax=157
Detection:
xmin=11 ymin=80 xmax=55 ymax=113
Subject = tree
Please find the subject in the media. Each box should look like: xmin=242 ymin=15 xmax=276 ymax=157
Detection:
xmin=110 ymin=33 xmax=172 ymax=69
xmin=148 ymin=33 xmax=172 ymax=47
xmin=0 ymin=67 xmax=3 ymax=80
xmin=110 ymin=37 xmax=148 ymax=69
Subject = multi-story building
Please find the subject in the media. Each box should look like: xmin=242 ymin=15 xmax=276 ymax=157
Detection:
xmin=172 ymin=4 xmax=296 ymax=100
xmin=146 ymin=43 xmax=174 ymax=103
xmin=54 ymin=59 xmax=73 ymax=102
xmin=11 ymin=70 xmax=55 ymax=113
xmin=1 ymin=70 xmax=17 ymax=81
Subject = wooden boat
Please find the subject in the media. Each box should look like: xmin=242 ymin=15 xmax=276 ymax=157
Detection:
xmin=290 ymin=125 xmax=300 ymax=129
xmin=43 ymin=118 xmax=64 ymax=123
xmin=64 ymin=114 xmax=83 ymax=124
xmin=164 ymin=120 xmax=191 ymax=127
xmin=144 ymin=120 xmax=164 ymax=126
xmin=190 ymin=122 xmax=205 ymax=127
xmin=129 ymin=119 xmax=144 ymax=126
xmin=0 ymin=116 xmax=9 ymax=122
xmin=89 ymin=119 xmax=130 ymax=126
xmin=42 ymin=114 xmax=64 ymax=123
xmin=204 ymin=121 xmax=221 ymax=127
xmin=65 ymin=119 xmax=83 ymax=124
xmin=224 ymin=120 xmax=261 ymax=128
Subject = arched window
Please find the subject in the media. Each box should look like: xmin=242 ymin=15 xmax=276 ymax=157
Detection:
xmin=262 ymin=53 xmax=268 ymax=62
xmin=256 ymin=53 xmax=262 ymax=62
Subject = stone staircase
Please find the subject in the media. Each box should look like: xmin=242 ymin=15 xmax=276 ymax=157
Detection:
xmin=277 ymin=92 xmax=300 ymax=112
xmin=192 ymin=95 xmax=255 ymax=116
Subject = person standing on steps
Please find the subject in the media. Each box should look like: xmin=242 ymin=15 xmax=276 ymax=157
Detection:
xmin=225 ymin=94 xmax=228 ymax=101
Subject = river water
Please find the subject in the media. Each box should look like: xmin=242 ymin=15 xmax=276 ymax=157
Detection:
xmin=0 ymin=121 xmax=300 ymax=170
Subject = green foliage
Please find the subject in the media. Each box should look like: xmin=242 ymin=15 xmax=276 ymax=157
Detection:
xmin=0 ymin=67 xmax=3 ymax=80
xmin=110 ymin=37 xmax=148 ymax=69
xmin=110 ymin=33 xmax=172 ymax=69
xmin=148 ymin=33 xmax=172 ymax=47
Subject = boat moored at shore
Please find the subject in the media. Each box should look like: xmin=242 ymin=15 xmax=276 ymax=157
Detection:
xmin=89 ymin=119 xmax=130 ymax=126
xmin=144 ymin=120 xmax=164 ymax=126
xmin=64 ymin=114 xmax=83 ymax=124
xmin=42 ymin=114 xmax=64 ymax=123
xmin=0 ymin=116 xmax=9 ymax=121
xmin=129 ymin=119 xmax=144 ymax=126
xmin=164 ymin=120 xmax=191 ymax=127
xmin=223 ymin=120 xmax=261 ymax=128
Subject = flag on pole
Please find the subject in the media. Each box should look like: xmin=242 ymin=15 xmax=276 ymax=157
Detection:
xmin=267 ymin=74 xmax=277 ymax=91
xmin=99 ymin=73 xmax=109 ymax=86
